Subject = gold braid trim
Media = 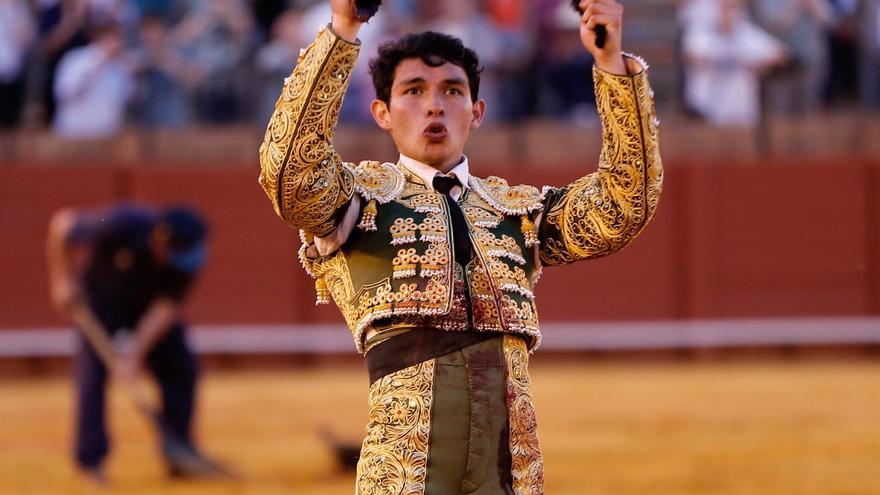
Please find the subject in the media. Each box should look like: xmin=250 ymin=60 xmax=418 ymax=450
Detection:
xmin=356 ymin=360 xmax=434 ymax=495
xmin=504 ymin=335 xmax=544 ymax=494
xmin=540 ymin=57 xmax=663 ymax=265
xmin=258 ymin=25 xmax=360 ymax=237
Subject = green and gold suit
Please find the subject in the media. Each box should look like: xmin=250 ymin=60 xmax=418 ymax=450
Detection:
xmin=259 ymin=25 xmax=662 ymax=495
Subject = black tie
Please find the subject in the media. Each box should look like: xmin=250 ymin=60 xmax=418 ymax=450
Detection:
xmin=433 ymin=174 xmax=473 ymax=267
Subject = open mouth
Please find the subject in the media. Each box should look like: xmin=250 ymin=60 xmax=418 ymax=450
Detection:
xmin=423 ymin=123 xmax=448 ymax=141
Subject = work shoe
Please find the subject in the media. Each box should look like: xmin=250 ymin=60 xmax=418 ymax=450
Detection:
xmin=163 ymin=442 xmax=235 ymax=479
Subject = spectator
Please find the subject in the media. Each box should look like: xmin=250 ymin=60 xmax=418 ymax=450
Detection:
xmin=250 ymin=0 xmax=287 ymax=37
xmin=682 ymin=0 xmax=787 ymax=126
xmin=131 ymin=13 xmax=190 ymax=128
xmin=254 ymin=9 xmax=302 ymax=124
xmin=859 ymin=0 xmax=880 ymax=109
xmin=537 ymin=1 xmax=596 ymax=124
xmin=0 ymin=0 xmax=36 ymax=129
xmin=825 ymin=0 xmax=860 ymax=104
xmin=173 ymin=0 xmax=255 ymax=123
xmin=485 ymin=0 xmax=537 ymax=121
xmin=32 ymin=0 xmax=90 ymax=125
xmin=53 ymin=22 xmax=134 ymax=138
xmin=753 ymin=0 xmax=833 ymax=115
xmin=83 ymin=0 xmax=128 ymax=26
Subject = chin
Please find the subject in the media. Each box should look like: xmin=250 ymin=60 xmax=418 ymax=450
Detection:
xmin=422 ymin=148 xmax=456 ymax=167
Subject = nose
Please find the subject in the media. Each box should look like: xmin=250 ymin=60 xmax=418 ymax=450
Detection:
xmin=425 ymin=91 xmax=445 ymax=117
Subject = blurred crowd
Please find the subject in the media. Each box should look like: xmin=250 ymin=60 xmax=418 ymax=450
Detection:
xmin=681 ymin=0 xmax=880 ymax=126
xmin=0 ymin=0 xmax=878 ymax=138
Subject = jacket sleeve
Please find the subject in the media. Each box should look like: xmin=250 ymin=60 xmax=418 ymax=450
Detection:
xmin=538 ymin=56 xmax=663 ymax=266
xmin=258 ymin=24 xmax=361 ymax=237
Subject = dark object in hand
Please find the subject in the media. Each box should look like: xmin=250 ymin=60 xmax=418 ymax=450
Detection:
xmin=353 ymin=0 xmax=382 ymax=22
xmin=569 ymin=0 xmax=607 ymax=49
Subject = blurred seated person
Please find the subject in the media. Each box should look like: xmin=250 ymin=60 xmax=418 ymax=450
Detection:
xmin=131 ymin=12 xmax=192 ymax=128
xmin=751 ymin=0 xmax=831 ymax=116
xmin=859 ymin=0 xmax=880 ymax=109
xmin=172 ymin=0 xmax=255 ymax=123
xmin=683 ymin=0 xmax=787 ymax=126
xmin=538 ymin=2 xmax=597 ymax=124
xmin=0 ymin=0 xmax=36 ymax=130
xmin=46 ymin=204 xmax=215 ymax=484
xmin=255 ymin=9 xmax=302 ymax=126
xmin=52 ymin=22 xmax=134 ymax=138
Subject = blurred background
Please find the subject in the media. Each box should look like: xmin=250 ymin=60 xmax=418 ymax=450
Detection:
xmin=0 ymin=0 xmax=878 ymax=493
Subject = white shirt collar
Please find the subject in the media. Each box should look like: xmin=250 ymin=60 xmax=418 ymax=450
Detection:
xmin=399 ymin=154 xmax=470 ymax=191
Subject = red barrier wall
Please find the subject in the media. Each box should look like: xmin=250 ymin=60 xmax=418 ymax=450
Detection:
xmin=1 ymin=160 xmax=877 ymax=328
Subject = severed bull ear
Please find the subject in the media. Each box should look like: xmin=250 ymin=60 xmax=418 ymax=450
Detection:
xmin=353 ymin=0 xmax=383 ymax=22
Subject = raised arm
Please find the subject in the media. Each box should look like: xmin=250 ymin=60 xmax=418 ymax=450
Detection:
xmin=538 ymin=0 xmax=663 ymax=265
xmin=257 ymin=1 xmax=365 ymax=237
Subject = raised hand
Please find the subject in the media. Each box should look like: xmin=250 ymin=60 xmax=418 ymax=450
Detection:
xmin=331 ymin=0 xmax=382 ymax=42
xmin=330 ymin=0 xmax=363 ymax=42
xmin=352 ymin=0 xmax=382 ymax=22
xmin=577 ymin=0 xmax=626 ymax=75
xmin=570 ymin=0 xmax=605 ymax=48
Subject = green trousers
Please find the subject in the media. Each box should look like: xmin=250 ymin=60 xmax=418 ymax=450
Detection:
xmin=356 ymin=334 xmax=543 ymax=494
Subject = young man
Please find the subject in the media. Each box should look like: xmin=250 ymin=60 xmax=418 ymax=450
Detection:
xmin=46 ymin=204 xmax=217 ymax=483
xmin=258 ymin=0 xmax=662 ymax=492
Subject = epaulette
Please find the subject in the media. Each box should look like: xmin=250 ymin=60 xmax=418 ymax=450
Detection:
xmin=469 ymin=175 xmax=545 ymax=216
xmin=343 ymin=161 xmax=406 ymax=231
xmin=343 ymin=161 xmax=406 ymax=204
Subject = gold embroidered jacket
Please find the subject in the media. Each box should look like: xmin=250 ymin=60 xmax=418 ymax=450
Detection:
xmin=259 ymin=26 xmax=663 ymax=354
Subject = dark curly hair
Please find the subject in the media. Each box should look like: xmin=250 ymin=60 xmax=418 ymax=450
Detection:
xmin=369 ymin=32 xmax=482 ymax=105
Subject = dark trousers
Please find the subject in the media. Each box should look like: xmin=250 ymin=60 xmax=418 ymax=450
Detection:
xmin=74 ymin=323 xmax=198 ymax=468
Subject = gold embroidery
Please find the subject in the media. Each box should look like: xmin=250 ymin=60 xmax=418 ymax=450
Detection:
xmin=359 ymin=198 xmax=378 ymax=231
xmin=346 ymin=160 xmax=407 ymax=203
xmin=356 ymin=360 xmax=435 ymax=495
xmin=467 ymin=261 xmax=504 ymax=332
xmin=463 ymin=205 xmax=502 ymax=228
xmin=393 ymin=248 xmax=420 ymax=279
xmin=486 ymin=257 xmax=534 ymax=300
xmin=314 ymin=278 xmax=330 ymax=305
xmin=503 ymin=335 xmax=544 ymax=495
xmin=341 ymin=180 xmax=455 ymax=353
xmin=258 ymin=26 xmax=359 ymax=237
xmin=501 ymin=296 xmax=540 ymax=348
xmin=520 ymin=215 xmax=539 ymax=248
xmin=419 ymin=243 xmax=449 ymax=278
xmin=407 ymin=193 xmax=443 ymax=214
xmin=416 ymin=213 xmax=448 ymax=243
xmin=474 ymin=228 xmax=526 ymax=265
xmin=469 ymin=176 xmax=544 ymax=216
xmin=312 ymin=251 xmax=357 ymax=316
xmin=433 ymin=263 xmax=469 ymax=331
xmin=540 ymin=61 xmax=663 ymax=265
xmin=391 ymin=218 xmax=419 ymax=245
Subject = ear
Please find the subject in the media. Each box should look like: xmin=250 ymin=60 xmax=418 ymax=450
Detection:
xmin=470 ymin=99 xmax=486 ymax=129
xmin=370 ymin=99 xmax=393 ymax=131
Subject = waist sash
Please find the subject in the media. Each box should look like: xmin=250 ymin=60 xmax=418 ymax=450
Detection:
xmin=365 ymin=327 xmax=498 ymax=384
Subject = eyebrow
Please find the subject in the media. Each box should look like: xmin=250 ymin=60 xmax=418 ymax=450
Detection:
xmin=443 ymin=78 xmax=467 ymax=87
xmin=397 ymin=77 xmax=467 ymax=88
xmin=398 ymin=77 xmax=426 ymax=87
